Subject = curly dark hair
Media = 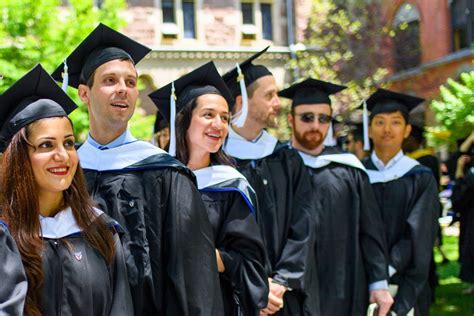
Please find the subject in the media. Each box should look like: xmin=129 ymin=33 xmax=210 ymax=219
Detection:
xmin=0 ymin=118 xmax=115 ymax=316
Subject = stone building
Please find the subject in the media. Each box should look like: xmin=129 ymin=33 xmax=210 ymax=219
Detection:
xmin=120 ymin=0 xmax=312 ymax=115
xmin=380 ymin=0 xmax=473 ymax=124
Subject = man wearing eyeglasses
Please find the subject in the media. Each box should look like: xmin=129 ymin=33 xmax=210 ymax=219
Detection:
xmin=280 ymin=78 xmax=393 ymax=316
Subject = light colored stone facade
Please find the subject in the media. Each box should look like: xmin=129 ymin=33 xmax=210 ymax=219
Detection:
xmin=120 ymin=0 xmax=312 ymax=115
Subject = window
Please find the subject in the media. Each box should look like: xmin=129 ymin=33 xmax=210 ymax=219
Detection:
xmin=183 ymin=0 xmax=196 ymax=38
xmin=450 ymin=0 xmax=474 ymax=51
xmin=261 ymin=3 xmax=273 ymax=40
xmin=162 ymin=0 xmax=175 ymax=24
xmin=241 ymin=1 xmax=274 ymax=41
xmin=160 ymin=0 xmax=197 ymax=40
xmin=242 ymin=3 xmax=255 ymax=25
xmin=393 ymin=3 xmax=421 ymax=71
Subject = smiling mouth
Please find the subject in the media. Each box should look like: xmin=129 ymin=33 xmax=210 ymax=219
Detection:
xmin=111 ymin=102 xmax=129 ymax=109
xmin=48 ymin=167 xmax=69 ymax=176
xmin=205 ymin=132 xmax=222 ymax=140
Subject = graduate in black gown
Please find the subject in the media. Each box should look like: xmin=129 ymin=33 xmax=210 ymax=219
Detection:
xmin=0 ymin=221 xmax=27 ymax=315
xmin=362 ymin=89 xmax=440 ymax=316
xmin=452 ymin=147 xmax=474 ymax=291
xmin=150 ymin=61 xmax=268 ymax=315
xmin=222 ymin=48 xmax=316 ymax=315
xmin=52 ymin=24 xmax=222 ymax=315
xmin=279 ymin=78 xmax=393 ymax=316
xmin=0 ymin=64 xmax=132 ymax=315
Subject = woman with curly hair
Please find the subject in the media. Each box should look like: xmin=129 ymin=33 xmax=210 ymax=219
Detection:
xmin=0 ymin=65 xmax=132 ymax=316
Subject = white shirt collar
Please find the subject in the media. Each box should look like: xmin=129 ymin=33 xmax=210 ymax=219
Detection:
xmin=371 ymin=150 xmax=404 ymax=171
xmin=86 ymin=129 xmax=136 ymax=150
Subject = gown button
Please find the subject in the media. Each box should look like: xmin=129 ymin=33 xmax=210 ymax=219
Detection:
xmin=129 ymin=200 xmax=135 ymax=207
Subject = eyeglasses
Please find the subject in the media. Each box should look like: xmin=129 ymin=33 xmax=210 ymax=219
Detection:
xmin=294 ymin=113 xmax=332 ymax=124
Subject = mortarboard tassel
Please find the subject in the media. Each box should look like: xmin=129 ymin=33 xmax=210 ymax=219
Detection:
xmin=231 ymin=63 xmax=249 ymax=127
xmin=363 ymin=100 xmax=370 ymax=151
xmin=61 ymin=60 xmax=69 ymax=92
xmin=168 ymin=82 xmax=177 ymax=156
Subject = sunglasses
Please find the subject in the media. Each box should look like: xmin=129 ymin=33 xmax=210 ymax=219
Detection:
xmin=295 ymin=113 xmax=332 ymax=124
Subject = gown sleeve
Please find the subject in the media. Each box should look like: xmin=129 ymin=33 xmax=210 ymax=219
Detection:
xmin=452 ymin=168 xmax=474 ymax=212
xmin=217 ymin=192 xmax=269 ymax=315
xmin=391 ymin=174 xmax=439 ymax=315
xmin=0 ymin=224 xmax=27 ymax=316
xmin=272 ymin=154 xmax=316 ymax=291
xmin=109 ymin=232 xmax=134 ymax=315
xmin=357 ymin=171 xmax=390 ymax=285
xmin=152 ymin=169 xmax=224 ymax=315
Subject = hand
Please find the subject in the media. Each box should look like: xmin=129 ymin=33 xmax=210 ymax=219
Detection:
xmin=369 ymin=289 xmax=394 ymax=316
xmin=215 ymin=249 xmax=225 ymax=273
xmin=260 ymin=278 xmax=287 ymax=315
xmin=456 ymin=155 xmax=471 ymax=178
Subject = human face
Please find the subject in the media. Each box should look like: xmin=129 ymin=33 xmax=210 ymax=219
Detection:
xmin=27 ymin=117 xmax=78 ymax=198
xmin=369 ymin=111 xmax=411 ymax=152
xmin=290 ymin=104 xmax=331 ymax=151
xmin=79 ymin=59 xmax=138 ymax=133
xmin=186 ymin=94 xmax=230 ymax=157
xmin=345 ymin=133 xmax=356 ymax=153
xmin=247 ymin=75 xmax=280 ymax=128
xmin=157 ymin=127 xmax=170 ymax=149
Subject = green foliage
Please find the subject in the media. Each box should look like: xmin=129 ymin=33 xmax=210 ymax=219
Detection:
xmin=286 ymin=0 xmax=389 ymax=139
xmin=431 ymin=235 xmax=474 ymax=315
xmin=428 ymin=71 xmax=474 ymax=146
xmin=1 ymin=0 xmax=156 ymax=142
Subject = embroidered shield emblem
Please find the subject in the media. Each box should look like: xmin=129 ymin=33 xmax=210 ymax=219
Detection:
xmin=74 ymin=251 xmax=83 ymax=261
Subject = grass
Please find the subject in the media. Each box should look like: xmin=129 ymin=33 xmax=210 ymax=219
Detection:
xmin=430 ymin=235 xmax=474 ymax=316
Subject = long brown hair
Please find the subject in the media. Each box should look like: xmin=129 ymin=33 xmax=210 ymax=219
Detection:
xmin=0 ymin=119 xmax=115 ymax=316
xmin=175 ymin=94 xmax=235 ymax=167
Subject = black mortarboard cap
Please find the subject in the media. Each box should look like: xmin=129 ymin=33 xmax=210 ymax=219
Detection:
xmin=154 ymin=111 xmax=169 ymax=133
xmin=0 ymin=64 xmax=77 ymax=151
xmin=366 ymin=88 xmax=424 ymax=121
xmin=222 ymin=46 xmax=272 ymax=97
xmin=148 ymin=61 xmax=234 ymax=123
xmin=51 ymin=23 xmax=151 ymax=88
xmin=278 ymin=78 xmax=347 ymax=108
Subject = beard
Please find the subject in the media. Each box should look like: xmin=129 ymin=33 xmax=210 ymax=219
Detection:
xmin=265 ymin=113 xmax=279 ymax=128
xmin=294 ymin=128 xmax=325 ymax=151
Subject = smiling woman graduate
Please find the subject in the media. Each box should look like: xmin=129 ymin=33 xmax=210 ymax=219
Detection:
xmin=0 ymin=65 xmax=132 ymax=316
xmin=149 ymin=62 xmax=269 ymax=316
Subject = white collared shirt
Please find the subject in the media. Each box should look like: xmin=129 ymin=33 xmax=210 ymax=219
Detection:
xmin=371 ymin=150 xmax=404 ymax=171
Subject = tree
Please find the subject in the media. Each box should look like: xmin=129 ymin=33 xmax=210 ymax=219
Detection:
xmin=281 ymin=0 xmax=389 ymax=140
xmin=0 ymin=0 xmax=155 ymax=141
xmin=427 ymin=71 xmax=474 ymax=146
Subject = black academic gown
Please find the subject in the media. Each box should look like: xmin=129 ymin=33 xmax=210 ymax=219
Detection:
xmin=0 ymin=222 xmax=27 ymax=316
xmin=199 ymin=177 xmax=268 ymax=316
xmin=231 ymin=144 xmax=316 ymax=315
xmin=40 ymin=213 xmax=133 ymax=316
xmin=363 ymin=158 xmax=439 ymax=316
xmin=452 ymin=166 xmax=474 ymax=283
xmin=79 ymin=143 xmax=223 ymax=315
xmin=299 ymin=146 xmax=388 ymax=316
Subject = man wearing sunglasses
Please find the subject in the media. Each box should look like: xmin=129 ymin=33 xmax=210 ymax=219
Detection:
xmin=223 ymin=49 xmax=316 ymax=315
xmin=280 ymin=78 xmax=393 ymax=316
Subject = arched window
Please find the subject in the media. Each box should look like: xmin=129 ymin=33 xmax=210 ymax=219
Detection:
xmin=450 ymin=0 xmax=474 ymax=51
xmin=392 ymin=3 xmax=421 ymax=71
